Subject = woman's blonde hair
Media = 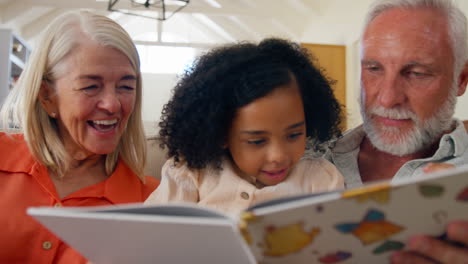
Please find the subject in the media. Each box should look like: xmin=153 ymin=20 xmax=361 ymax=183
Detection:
xmin=0 ymin=10 xmax=146 ymax=180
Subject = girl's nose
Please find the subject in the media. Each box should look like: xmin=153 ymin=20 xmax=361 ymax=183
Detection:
xmin=266 ymin=142 xmax=289 ymax=166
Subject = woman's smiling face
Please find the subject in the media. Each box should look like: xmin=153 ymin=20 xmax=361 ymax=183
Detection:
xmin=42 ymin=41 xmax=137 ymax=158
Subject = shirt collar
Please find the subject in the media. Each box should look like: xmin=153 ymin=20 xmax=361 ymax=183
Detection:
xmin=332 ymin=119 xmax=468 ymax=157
xmin=0 ymin=133 xmax=36 ymax=174
xmin=331 ymin=125 xmax=366 ymax=154
xmin=0 ymin=132 xmax=145 ymax=204
xmin=436 ymin=119 xmax=468 ymax=158
xmin=46 ymin=159 xmax=146 ymax=203
xmin=100 ymin=160 xmax=146 ymax=204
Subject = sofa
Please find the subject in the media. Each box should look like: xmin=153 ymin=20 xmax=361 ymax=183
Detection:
xmin=144 ymin=135 xmax=167 ymax=179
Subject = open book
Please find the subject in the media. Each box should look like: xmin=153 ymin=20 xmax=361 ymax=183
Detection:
xmin=28 ymin=165 xmax=468 ymax=264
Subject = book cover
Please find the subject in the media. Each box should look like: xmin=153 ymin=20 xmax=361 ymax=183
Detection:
xmin=28 ymin=166 xmax=468 ymax=264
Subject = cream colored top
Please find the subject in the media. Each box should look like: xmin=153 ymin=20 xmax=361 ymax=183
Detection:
xmin=144 ymin=157 xmax=344 ymax=217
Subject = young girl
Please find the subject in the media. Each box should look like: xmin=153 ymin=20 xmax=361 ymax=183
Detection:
xmin=145 ymin=38 xmax=344 ymax=216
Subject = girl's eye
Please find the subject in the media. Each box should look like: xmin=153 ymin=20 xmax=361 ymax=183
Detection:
xmin=247 ymin=139 xmax=266 ymax=145
xmin=288 ymin=132 xmax=304 ymax=140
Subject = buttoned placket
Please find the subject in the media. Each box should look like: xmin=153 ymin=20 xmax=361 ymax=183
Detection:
xmin=236 ymin=178 xmax=256 ymax=209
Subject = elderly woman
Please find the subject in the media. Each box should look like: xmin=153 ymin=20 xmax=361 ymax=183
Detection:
xmin=0 ymin=11 xmax=159 ymax=263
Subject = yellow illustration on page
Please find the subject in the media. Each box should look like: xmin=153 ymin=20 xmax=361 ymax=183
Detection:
xmin=353 ymin=220 xmax=404 ymax=245
xmin=239 ymin=212 xmax=257 ymax=245
xmin=262 ymin=222 xmax=320 ymax=257
xmin=342 ymin=182 xmax=391 ymax=204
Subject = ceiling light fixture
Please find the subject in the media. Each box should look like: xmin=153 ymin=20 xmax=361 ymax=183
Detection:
xmin=108 ymin=0 xmax=190 ymax=21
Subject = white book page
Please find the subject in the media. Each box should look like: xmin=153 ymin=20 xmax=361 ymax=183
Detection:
xmin=28 ymin=203 xmax=255 ymax=264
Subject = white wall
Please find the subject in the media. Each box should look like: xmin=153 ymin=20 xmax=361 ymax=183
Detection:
xmin=141 ymin=72 xmax=179 ymax=136
xmin=345 ymin=41 xmax=363 ymax=130
xmin=300 ymin=0 xmax=372 ymax=45
xmin=456 ymin=93 xmax=468 ymax=121
xmin=453 ymin=3 xmax=468 ymax=121
xmin=138 ymin=0 xmax=468 ymax=133
xmin=139 ymin=49 xmax=468 ymax=136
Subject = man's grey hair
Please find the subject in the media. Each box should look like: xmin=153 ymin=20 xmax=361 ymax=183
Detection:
xmin=363 ymin=0 xmax=468 ymax=77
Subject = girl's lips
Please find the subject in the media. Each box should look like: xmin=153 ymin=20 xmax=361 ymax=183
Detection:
xmin=263 ymin=169 xmax=286 ymax=175
xmin=261 ymin=168 xmax=288 ymax=181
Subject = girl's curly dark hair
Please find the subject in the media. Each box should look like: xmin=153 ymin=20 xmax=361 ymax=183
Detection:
xmin=158 ymin=38 xmax=342 ymax=169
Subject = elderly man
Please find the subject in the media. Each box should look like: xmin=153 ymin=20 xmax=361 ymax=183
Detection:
xmin=323 ymin=0 xmax=468 ymax=263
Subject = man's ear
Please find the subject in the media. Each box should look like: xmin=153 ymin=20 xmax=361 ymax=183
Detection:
xmin=38 ymin=80 xmax=57 ymax=117
xmin=457 ymin=61 xmax=468 ymax=96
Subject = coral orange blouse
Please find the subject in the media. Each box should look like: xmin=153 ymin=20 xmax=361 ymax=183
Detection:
xmin=0 ymin=132 xmax=159 ymax=263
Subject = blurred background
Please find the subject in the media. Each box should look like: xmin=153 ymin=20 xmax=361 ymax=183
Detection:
xmin=1 ymin=0 xmax=468 ymax=135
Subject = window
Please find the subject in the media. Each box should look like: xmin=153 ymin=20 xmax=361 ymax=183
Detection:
xmin=136 ymin=45 xmax=199 ymax=74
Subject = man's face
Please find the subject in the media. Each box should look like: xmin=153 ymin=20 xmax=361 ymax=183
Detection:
xmin=360 ymin=7 xmax=461 ymax=156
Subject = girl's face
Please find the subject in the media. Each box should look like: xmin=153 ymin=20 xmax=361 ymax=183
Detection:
xmin=226 ymin=80 xmax=306 ymax=186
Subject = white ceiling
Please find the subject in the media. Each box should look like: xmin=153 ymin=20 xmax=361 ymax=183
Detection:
xmin=0 ymin=0 xmax=372 ymax=48
xmin=2 ymin=0 xmax=468 ymax=48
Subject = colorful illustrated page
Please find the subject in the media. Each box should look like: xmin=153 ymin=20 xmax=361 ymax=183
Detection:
xmin=244 ymin=169 xmax=468 ymax=263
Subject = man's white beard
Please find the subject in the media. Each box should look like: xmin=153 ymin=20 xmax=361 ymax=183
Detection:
xmin=360 ymin=87 xmax=457 ymax=156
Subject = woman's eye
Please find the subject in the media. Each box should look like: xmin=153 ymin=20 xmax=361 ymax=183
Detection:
xmin=119 ymin=85 xmax=135 ymax=91
xmin=247 ymin=139 xmax=266 ymax=145
xmin=81 ymin=85 xmax=99 ymax=95
xmin=82 ymin=85 xmax=97 ymax=90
